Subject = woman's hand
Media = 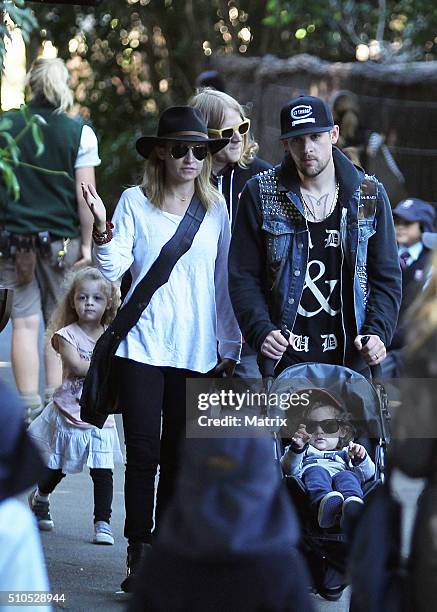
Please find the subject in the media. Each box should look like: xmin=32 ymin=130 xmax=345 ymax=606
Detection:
xmin=213 ymin=358 xmax=237 ymax=378
xmin=81 ymin=182 xmax=107 ymax=232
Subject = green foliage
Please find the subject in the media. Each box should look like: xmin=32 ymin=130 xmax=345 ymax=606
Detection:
xmin=25 ymin=0 xmax=437 ymax=207
xmin=0 ymin=0 xmax=38 ymax=71
xmin=263 ymin=0 xmax=437 ymax=61
xmin=0 ymin=3 xmax=39 ymax=200
xmin=0 ymin=107 xmax=44 ymax=199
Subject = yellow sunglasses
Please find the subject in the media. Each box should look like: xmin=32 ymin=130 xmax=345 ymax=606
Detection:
xmin=208 ymin=119 xmax=251 ymax=140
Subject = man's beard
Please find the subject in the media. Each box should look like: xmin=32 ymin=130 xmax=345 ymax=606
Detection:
xmin=298 ymin=155 xmax=330 ymax=178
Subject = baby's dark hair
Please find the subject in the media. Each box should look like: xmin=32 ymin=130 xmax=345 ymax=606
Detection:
xmin=303 ymin=400 xmax=356 ymax=448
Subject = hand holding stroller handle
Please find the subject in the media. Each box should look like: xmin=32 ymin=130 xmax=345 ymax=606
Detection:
xmin=258 ymin=326 xmax=291 ymax=378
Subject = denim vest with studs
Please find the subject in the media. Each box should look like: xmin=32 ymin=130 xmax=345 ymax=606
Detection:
xmin=257 ymin=166 xmax=378 ymax=335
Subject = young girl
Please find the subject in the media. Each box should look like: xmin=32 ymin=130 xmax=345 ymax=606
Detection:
xmin=28 ymin=267 xmax=123 ymax=545
xmin=281 ymin=390 xmax=375 ymax=530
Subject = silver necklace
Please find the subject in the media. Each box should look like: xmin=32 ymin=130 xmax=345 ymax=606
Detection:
xmin=301 ymin=182 xmax=339 ymax=223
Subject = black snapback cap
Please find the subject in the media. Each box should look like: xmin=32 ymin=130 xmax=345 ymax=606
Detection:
xmin=280 ymin=95 xmax=334 ymax=140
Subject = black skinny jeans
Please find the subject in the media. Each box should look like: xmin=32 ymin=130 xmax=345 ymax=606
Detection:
xmin=114 ymin=357 xmax=205 ymax=545
xmin=39 ymin=467 xmax=113 ymax=523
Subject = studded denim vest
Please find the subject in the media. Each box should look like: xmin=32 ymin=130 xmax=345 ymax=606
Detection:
xmin=257 ymin=167 xmax=378 ymax=335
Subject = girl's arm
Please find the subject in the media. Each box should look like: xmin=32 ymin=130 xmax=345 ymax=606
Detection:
xmin=55 ymin=335 xmax=90 ymax=378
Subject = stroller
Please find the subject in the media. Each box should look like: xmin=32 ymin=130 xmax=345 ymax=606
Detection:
xmin=264 ymin=361 xmax=391 ymax=602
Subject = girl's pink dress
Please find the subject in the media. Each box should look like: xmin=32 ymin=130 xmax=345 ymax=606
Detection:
xmin=28 ymin=322 xmax=123 ymax=473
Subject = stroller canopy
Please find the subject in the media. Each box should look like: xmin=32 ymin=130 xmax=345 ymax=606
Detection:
xmin=269 ymin=362 xmax=382 ymax=439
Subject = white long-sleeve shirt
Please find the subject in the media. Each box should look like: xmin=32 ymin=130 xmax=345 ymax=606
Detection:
xmin=94 ymin=186 xmax=241 ymax=373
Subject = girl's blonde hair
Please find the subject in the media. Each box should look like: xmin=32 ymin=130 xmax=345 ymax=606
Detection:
xmin=189 ymin=88 xmax=259 ymax=168
xmin=26 ymin=58 xmax=74 ymax=113
xmin=141 ymin=147 xmax=222 ymax=210
xmin=47 ymin=267 xmax=120 ymax=340
xmin=405 ymin=248 xmax=437 ymax=353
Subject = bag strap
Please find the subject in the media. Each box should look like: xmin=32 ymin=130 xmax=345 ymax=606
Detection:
xmin=111 ymin=193 xmax=206 ymax=340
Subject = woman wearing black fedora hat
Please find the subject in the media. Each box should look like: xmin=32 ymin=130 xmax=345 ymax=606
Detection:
xmin=81 ymin=106 xmax=242 ymax=591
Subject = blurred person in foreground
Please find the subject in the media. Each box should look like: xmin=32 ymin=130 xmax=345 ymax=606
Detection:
xmin=390 ymin=244 xmax=437 ymax=611
xmin=0 ymin=380 xmax=50 ymax=606
xmin=129 ymin=433 xmax=314 ymax=612
xmin=0 ymin=57 xmax=100 ymax=422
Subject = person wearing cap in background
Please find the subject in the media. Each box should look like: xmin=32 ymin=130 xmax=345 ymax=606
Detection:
xmin=381 ymin=198 xmax=436 ymax=377
xmin=229 ymin=95 xmax=401 ymax=374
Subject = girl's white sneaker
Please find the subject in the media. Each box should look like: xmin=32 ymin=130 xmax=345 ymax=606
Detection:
xmin=93 ymin=521 xmax=114 ymax=545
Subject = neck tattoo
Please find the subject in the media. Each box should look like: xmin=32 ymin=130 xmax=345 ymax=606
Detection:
xmin=301 ymin=182 xmax=340 ymax=222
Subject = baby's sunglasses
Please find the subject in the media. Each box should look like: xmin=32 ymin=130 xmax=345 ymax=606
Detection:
xmin=208 ymin=119 xmax=251 ymax=140
xmin=304 ymin=419 xmax=341 ymax=434
xmin=169 ymin=143 xmax=209 ymax=161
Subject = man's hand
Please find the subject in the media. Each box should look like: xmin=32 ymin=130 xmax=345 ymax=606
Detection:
xmin=291 ymin=424 xmax=311 ymax=450
xmin=261 ymin=330 xmax=291 ymax=359
xmin=354 ymin=334 xmax=386 ymax=365
xmin=348 ymin=441 xmax=366 ymax=463
xmin=213 ymin=358 xmax=237 ymax=378
xmin=73 ymin=243 xmax=92 ymax=269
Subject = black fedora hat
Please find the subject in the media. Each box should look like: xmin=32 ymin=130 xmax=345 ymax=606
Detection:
xmin=136 ymin=106 xmax=229 ymax=159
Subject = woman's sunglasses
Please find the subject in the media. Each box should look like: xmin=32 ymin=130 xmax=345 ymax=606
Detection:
xmin=170 ymin=143 xmax=208 ymax=161
xmin=304 ymin=419 xmax=340 ymax=434
xmin=208 ymin=119 xmax=251 ymax=140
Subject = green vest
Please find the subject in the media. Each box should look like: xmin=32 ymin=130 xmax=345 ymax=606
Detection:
xmin=0 ymin=103 xmax=84 ymax=238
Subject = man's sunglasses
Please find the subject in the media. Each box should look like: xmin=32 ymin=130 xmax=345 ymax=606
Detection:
xmin=304 ymin=419 xmax=341 ymax=434
xmin=208 ymin=119 xmax=250 ymax=140
xmin=170 ymin=143 xmax=208 ymax=161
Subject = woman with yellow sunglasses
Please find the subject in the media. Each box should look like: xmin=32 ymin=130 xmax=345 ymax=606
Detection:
xmin=190 ymin=89 xmax=272 ymax=380
xmin=190 ymin=88 xmax=271 ymax=231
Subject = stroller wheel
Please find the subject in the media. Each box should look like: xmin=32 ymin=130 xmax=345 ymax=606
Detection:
xmin=318 ymin=584 xmax=346 ymax=602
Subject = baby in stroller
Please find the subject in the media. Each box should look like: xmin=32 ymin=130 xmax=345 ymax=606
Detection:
xmin=281 ymin=390 xmax=375 ymax=530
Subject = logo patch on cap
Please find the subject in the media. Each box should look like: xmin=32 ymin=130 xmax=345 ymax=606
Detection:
xmin=290 ymin=104 xmax=315 ymax=127
xmin=401 ymin=199 xmax=414 ymax=209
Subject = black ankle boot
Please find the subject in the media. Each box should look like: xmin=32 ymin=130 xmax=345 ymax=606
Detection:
xmin=120 ymin=542 xmax=152 ymax=593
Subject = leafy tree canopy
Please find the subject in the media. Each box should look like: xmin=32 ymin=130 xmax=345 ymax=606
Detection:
xmin=17 ymin=0 xmax=437 ymax=205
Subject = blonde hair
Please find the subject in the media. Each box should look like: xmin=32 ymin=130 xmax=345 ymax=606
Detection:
xmin=406 ymin=249 xmax=437 ymax=353
xmin=47 ymin=267 xmax=120 ymax=341
xmin=189 ymin=88 xmax=259 ymax=168
xmin=140 ymin=147 xmax=222 ymax=210
xmin=26 ymin=58 xmax=74 ymax=113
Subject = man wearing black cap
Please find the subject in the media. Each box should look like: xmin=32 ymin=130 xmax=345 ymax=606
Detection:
xmin=229 ymin=95 xmax=402 ymax=373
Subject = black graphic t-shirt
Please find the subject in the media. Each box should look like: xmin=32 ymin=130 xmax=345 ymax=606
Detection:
xmin=289 ymin=205 xmax=345 ymax=365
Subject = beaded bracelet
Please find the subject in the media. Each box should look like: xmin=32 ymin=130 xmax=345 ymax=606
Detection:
xmin=92 ymin=221 xmax=114 ymax=245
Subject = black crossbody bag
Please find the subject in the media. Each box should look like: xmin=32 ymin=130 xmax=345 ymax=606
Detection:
xmin=80 ymin=194 xmax=206 ymax=429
